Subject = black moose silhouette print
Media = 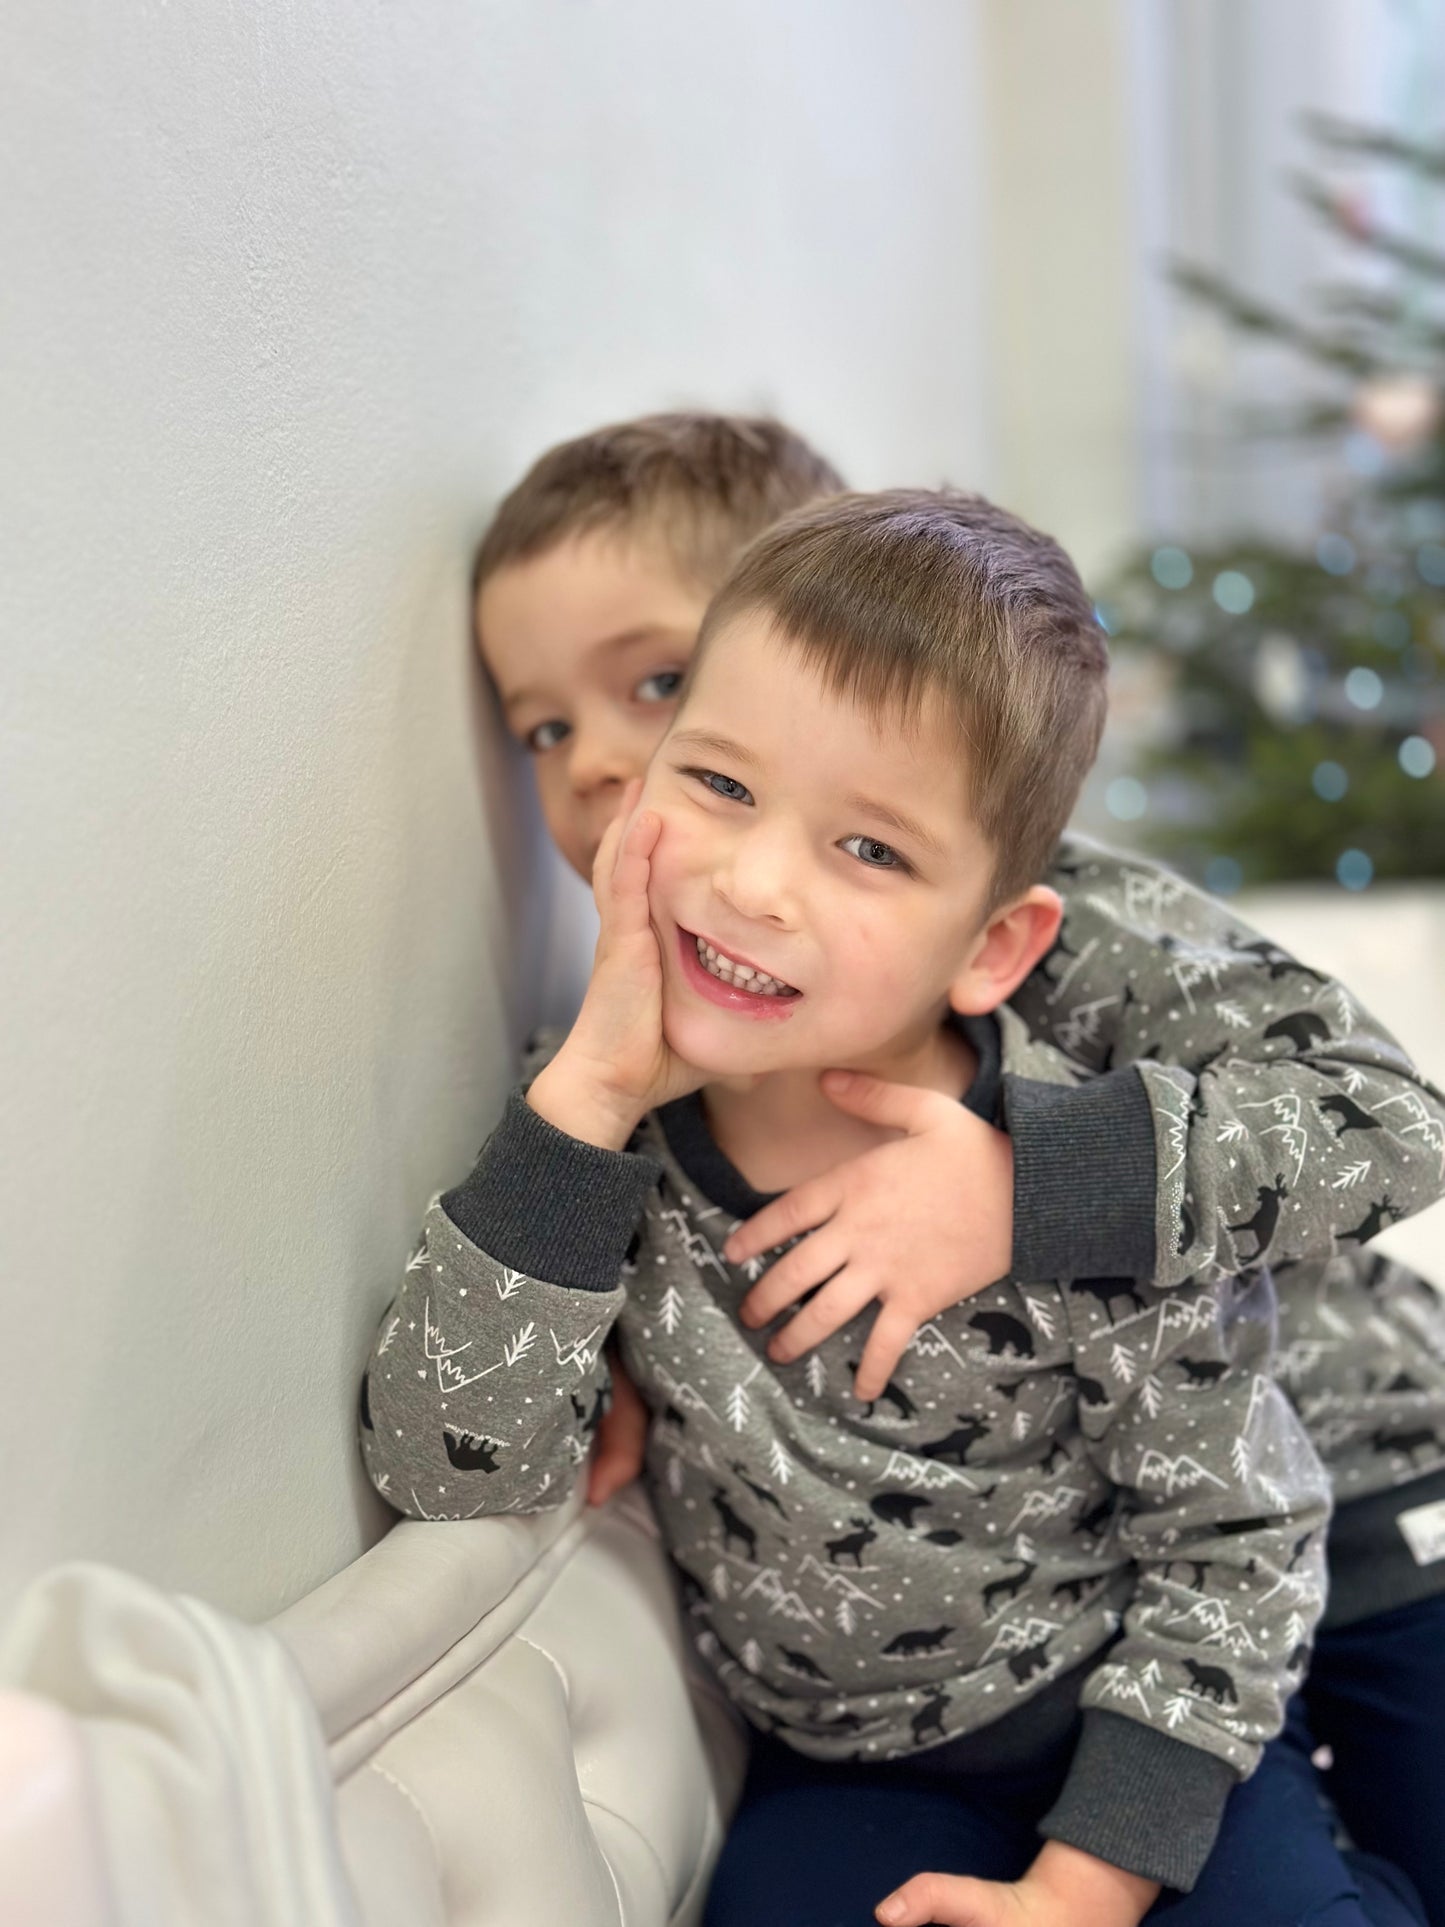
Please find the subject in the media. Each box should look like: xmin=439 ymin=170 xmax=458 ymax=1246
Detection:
xmin=825 ymin=1517 xmax=878 ymax=1567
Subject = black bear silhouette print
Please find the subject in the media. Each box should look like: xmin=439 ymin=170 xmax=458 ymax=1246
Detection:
xmin=870 ymin=1491 xmax=934 ymax=1530
xmin=969 ymin=1310 xmax=1035 ymax=1358
xmin=1262 ymin=1010 xmax=1333 ymax=1056
xmin=442 ymin=1429 xmax=500 ymax=1473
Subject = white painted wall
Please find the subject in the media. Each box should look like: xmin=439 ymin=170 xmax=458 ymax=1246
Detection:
xmin=0 ymin=2 xmax=992 ymax=1619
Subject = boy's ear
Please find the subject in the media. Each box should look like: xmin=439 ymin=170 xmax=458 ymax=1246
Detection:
xmin=948 ymin=885 xmax=1064 ymax=1017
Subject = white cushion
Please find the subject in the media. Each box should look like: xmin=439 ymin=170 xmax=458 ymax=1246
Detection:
xmin=272 ymin=1485 xmax=747 ymax=1927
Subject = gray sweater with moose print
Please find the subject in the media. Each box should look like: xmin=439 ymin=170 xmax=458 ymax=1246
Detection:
xmin=362 ymin=1008 xmax=1329 ymax=1892
xmin=1009 ymin=837 xmax=1445 ymax=1625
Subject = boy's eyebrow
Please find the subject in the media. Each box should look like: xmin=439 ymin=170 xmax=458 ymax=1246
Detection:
xmin=843 ymin=792 xmax=947 ymax=858
xmin=668 ymin=729 xmax=761 ymax=768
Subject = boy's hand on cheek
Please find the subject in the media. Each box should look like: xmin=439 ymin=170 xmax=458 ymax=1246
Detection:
xmin=876 ymin=1844 xmax=1160 ymax=1927
xmin=726 ymin=1073 xmax=1013 ymax=1403
xmin=528 ymin=781 xmax=703 ymax=1150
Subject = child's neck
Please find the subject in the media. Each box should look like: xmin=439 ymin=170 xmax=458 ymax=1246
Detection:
xmin=700 ymin=1015 xmax=978 ymax=1196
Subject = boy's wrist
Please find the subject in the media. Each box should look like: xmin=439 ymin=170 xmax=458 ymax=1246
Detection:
xmin=527 ymin=1054 xmax=645 ymax=1150
xmin=1027 ymin=1841 xmax=1160 ymax=1924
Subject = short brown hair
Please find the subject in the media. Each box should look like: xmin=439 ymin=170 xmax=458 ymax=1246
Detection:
xmin=694 ymin=489 xmax=1108 ymax=909
xmin=472 ymin=412 xmax=844 ymax=600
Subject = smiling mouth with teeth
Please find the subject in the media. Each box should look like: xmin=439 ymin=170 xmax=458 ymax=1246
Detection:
xmin=695 ymin=935 xmax=800 ymax=998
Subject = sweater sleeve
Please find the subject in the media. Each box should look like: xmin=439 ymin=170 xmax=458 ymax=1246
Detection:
xmin=1038 ymin=1266 xmax=1331 ymax=1890
xmin=1007 ymin=834 xmax=1445 ymax=1289
xmin=359 ymin=1089 xmax=660 ymax=1519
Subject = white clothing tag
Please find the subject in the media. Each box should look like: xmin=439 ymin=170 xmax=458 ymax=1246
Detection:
xmin=1396 ymin=1497 xmax=1445 ymax=1567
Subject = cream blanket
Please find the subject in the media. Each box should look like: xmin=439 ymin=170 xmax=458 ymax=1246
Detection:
xmin=0 ymin=1562 xmax=360 ymax=1927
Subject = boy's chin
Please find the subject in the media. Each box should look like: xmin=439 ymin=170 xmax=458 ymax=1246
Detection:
xmin=660 ymin=1002 xmax=802 ymax=1082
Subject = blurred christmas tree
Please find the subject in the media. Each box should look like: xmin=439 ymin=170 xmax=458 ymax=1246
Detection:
xmin=1105 ymin=114 xmax=1445 ymax=894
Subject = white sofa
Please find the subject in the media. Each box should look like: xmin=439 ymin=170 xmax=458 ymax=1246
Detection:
xmin=0 ymin=1482 xmax=747 ymax=1927
xmin=274 ymin=1485 xmax=748 ymax=1927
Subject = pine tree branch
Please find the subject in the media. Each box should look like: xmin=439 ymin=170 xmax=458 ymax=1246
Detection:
xmin=1169 ymin=262 xmax=1381 ymax=376
xmin=1300 ymin=112 xmax=1445 ymax=184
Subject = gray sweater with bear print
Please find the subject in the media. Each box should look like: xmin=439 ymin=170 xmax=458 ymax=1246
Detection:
xmin=1009 ymin=837 xmax=1445 ymax=1625
xmin=362 ymin=1006 xmax=1330 ymax=1892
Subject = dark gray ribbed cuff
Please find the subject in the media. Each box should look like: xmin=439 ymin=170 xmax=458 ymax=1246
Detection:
xmin=1040 ymin=1709 xmax=1237 ymax=1891
xmin=442 ymin=1088 xmax=661 ymax=1291
xmin=1004 ymin=1069 xmax=1157 ymax=1281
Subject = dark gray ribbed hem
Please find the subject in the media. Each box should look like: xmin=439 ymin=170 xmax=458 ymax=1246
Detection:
xmin=442 ymin=1088 xmax=660 ymax=1292
xmin=1323 ymin=1467 xmax=1445 ymax=1628
xmin=1039 ymin=1709 xmax=1237 ymax=1891
xmin=1004 ymin=1069 xmax=1157 ymax=1282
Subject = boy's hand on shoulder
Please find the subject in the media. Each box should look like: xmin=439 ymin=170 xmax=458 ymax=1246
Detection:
xmin=529 ymin=782 xmax=703 ymax=1150
xmin=876 ymin=1843 xmax=1159 ymax=1927
xmin=725 ymin=1072 xmax=1013 ymax=1404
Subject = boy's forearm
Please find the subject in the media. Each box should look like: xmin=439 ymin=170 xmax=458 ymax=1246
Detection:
xmin=1023 ymin=835 xmax=1445 ymax=1288
xmin=361 ymin=1088 xmax=658 ymax=1518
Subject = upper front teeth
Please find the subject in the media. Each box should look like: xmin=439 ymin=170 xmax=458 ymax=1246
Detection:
xmin=697 ymin=937 xmax=797 ymax=997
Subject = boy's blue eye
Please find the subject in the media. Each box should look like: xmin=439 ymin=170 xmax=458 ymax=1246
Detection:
xmin=636 ymin=669 xmax=684 ymax=703
xmin=841 ymin=834 xmax=905 ymax=871
xmin=525 ymin=719 xmax=570 ymax=753
xmin=693 ymin=769 xmax=753 ymax=804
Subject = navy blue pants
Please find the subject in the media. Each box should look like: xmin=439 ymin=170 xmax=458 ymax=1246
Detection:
xmin=703 ymin=1691 xmax=1430 ymax=1927
xmin=1304 ymin=1592 xmax=1445 ymax=1924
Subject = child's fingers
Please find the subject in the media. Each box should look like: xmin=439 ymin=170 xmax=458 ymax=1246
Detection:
xmin=607 ymin=808 xmax=663 ymax=941
xmin=590 ymin=810 xmax=626 ymax=910
xmin=852 ymin=1307 xmax=919 ymax=1404
xmin=591 ymin=780 xmax=644 ymax=905
xmin=822 ymin=1071 xmax=956 ymax=1137
xmin=737 ymin=1223 xmax=849 ymax=1329
xmin=725 ymin=1174 xmax=838 ymax=1264
xmin=765 ymin=1266 xmax=877 ymax=1367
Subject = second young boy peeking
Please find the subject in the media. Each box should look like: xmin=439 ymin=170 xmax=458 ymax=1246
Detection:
xmin=362 ymin=491 xmax=1381 ymax=1923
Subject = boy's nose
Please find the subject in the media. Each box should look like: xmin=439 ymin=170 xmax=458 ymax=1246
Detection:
xmin=713 ymin=828 xmax=799 ymax=928
xmin=568 ymin=727 xmax=635 ymax=800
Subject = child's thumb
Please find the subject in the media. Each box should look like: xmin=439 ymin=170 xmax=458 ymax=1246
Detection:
xmin=821 ymin=1071 xmax=953 ymax=1136
xmin=877 ymin=1873 xmax=997 ymax=1926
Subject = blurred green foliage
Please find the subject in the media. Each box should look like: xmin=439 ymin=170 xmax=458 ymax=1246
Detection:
xmin=1105 ymin=115 xmax=1444 ymax=890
